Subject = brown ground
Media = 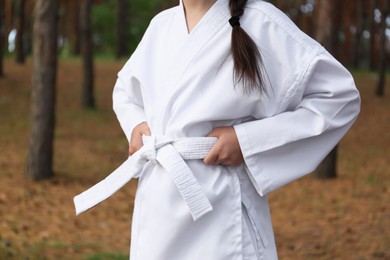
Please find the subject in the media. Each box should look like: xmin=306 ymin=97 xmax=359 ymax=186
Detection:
xmin=0 ymin=59 xmax=389 ymax=260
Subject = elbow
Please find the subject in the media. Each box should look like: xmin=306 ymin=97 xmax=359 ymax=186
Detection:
xmin=347 ymin=84 xmax=361 ymax=123
xmin=353 ymin=89 xmax=361 ymax=118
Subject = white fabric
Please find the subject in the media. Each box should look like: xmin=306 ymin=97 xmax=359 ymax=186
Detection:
xmin=74 ymin=136 xmax=217 ymax=220
xmin=75 ymin=0 xmax=360 ymax=259
xmin=242 ymin=204 xmax=260 ymax=259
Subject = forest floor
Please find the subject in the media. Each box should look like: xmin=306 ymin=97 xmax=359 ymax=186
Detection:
xmin=0 ymin=59 xmax=389 ymax=260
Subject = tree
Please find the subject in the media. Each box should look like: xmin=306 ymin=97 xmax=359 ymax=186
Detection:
xmin=117 ymin=0 xmax=130 ymax=58
xmin=26 ymin=0 xmax=58 ymax=180
xmin=376 ymin=0 xmax=389 ymax=97
xmin=0 ymin=0 xmax=5 ymax=77
xmin=351 ymin=0 xmax=364 ymax=69
xmin=342 ymin=1 xmax=357 ymax=66
xmin=63 ymin=0 xmax=81 ymax=55
xmin=314 ymin=0 xmax=344 ymax=179
xmin=15 ymin=0 xmax=25 ymax=64
xmin=369 ymin=0 xmax=380 ymax=70
xmin=80 ymin=0 xmax=95 ymax=108
xmin=315 ymin=0 xmax=344 ymax=59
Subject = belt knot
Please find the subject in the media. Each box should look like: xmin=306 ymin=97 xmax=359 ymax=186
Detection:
xmin=141 ymin=135 xmax=174 ymax=162
xmin=74 ymin=135 xmax=216 ymax=221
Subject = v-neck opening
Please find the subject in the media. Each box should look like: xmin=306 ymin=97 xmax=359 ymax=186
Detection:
xmin=179 ymin=0 xmax=221 ymax=36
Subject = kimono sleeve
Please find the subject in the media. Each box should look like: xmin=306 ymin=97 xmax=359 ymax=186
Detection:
xmin=112 ymin=58 xmax=146 ymax=143
xmin=234 ymin=50 xmax=361 ymax=196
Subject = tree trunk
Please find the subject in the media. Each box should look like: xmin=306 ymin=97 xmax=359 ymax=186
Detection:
xmin=67 ymin=0 xmax=81 ymax=55
xmin=315 ymin=146 xmax=338 ymax=179
xmin=314 ymin=0 xmax=343 ymax=179
xmin=80 ymin=0 xmax=95 ymax=108
xmin=315 ymin=0 xmax=332 ymax=48
xmin=342 ymin=0 xmax=355 ymax=66
xmin=26 ymin=0 xmax=58 ymax=180
xmin=376 ymin=2 xmax=388 ymax=96
xmin=315 ymin=0 xmax=343 ymax=59
xmin=352 ymin=0 xmax=364 ymax=69
xmin=369 ymin=0 xmax=380 ymax=70
xmin=116 ymin=0 xmax=130 ymax=59
xmin=0 ymin=0 xmax=5 ymax=77
xmin=15 ymin=0 xmax=25 ymax=63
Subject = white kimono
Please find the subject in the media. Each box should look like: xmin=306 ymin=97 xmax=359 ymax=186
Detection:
xmin=74 ymin=0 xmax=360 ymax=259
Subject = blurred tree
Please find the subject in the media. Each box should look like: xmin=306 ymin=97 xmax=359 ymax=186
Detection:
xmin=15 ymin=0 xmax=25 ymax=63
xmin=315 ymin=0 xmax=344 ymax=59
xmin=369 ymin=0 xmax=380 ymax=70
xmin=5 ymin=0 xmax=12 ymax=37
xmin=298 ymin=0 xmax=315 ymax=37
xmin=342 ymin=1 xmax=356 ymax=66
xmin=26 ymin=0 xmax=58 ymax=180
xmin=61 ymin=0 xmax=81 ymax=55
xmin=117 ymin=0 xmax=130 ymax=58
xmin=80 ymin=0 xmax=95 ymax=108
xmin=350 ymin=0 xmax=364 ymax=68
xmin=314 ymin=0 xmax=344 ymax=179
xmin=376 ymin=0 xmax=389 ymax=96
xmin=0 ymin=0 xmax=4 ymax=77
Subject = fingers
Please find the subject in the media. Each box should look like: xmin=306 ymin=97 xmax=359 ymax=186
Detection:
xmin=129 ymin=122 xmax=150 ymax=155
xmin=129 ymin=132 xmax=143 ymax=155
xmin=206 ymin=127 xmax=223 ymax=138
xmin=204 ymin=126 xmax=244 ymax=167
xmin=203 ymin=144 xmax=220 ymax=165
xmin=140 ymin=123 xmax=151 ymax=136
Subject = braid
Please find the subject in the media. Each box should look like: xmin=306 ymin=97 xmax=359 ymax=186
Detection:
xmin=229 ymin=0 xmax=265 ymax=94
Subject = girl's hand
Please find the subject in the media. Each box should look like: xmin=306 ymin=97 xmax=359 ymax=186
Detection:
xmin=204 ymin=126 xmax=244 ymax=166
xmin=129 ymin=122 xmax=151 ymax=155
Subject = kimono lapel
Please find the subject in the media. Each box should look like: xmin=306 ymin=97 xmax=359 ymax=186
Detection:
xmin=168 ymin=0 xmax=229 ymax=84
xmin=157 ymin=0 xmax=230 ymax=133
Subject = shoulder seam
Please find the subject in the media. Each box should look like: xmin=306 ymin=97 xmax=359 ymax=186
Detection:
xmin=280 ymin=48 xmax=327 ymax=110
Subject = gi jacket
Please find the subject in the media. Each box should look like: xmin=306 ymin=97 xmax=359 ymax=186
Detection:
xmin=81 ymin=0 xmax=361 ymax=259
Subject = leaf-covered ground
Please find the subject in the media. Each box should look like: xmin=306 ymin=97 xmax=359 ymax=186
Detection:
xmin=0 ymin=60 xmax=389 ymax=259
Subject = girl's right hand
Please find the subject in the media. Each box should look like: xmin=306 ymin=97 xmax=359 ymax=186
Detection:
xmin=129 ymin=122 xmax=151 ymax=155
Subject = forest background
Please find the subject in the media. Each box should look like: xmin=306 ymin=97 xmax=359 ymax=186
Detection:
xmin=0 ymin=0 xmax=389 ymax=259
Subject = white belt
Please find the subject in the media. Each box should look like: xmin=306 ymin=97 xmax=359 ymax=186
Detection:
xmin=74 ymin=136 xmax=217 ymax=221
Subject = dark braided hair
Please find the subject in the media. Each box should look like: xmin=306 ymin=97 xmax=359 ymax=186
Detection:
xmin=229 ymin=0 xmax=265 ymax=93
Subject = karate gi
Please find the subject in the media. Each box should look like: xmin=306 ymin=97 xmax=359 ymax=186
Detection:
xmin=74 ymin=0 xmax=360 ymax=259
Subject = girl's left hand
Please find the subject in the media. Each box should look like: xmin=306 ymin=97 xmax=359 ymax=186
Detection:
xmin=204 ymin=126 xmax=244 ymax=166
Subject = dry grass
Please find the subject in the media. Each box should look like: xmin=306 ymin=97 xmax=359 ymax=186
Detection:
xmin=0 ymin=59 xmax=389 ymax=259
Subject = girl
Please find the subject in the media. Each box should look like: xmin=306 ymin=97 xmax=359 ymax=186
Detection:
xmin=75 ymin=0 xmax=360 ymax=259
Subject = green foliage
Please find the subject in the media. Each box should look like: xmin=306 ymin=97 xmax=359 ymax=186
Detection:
xmin=92 ymin=0 xmax=117 ymax=56
xmin=91 ymin=0 xmax=165 ymax=57
xmin=59 ymin=41 xmax=75 ymax=59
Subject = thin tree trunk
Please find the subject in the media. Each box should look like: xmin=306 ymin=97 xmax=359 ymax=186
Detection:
xmin=0 ymin=0 xmax=5 ymax=77
xmin=15 ymin=0 xmax=25 ymax=63
xmin=80 ymin=0 xmax=95 ymax=108
xmin=26 ymin=0 xmax=58 ymax=180
xmin=117 ymin=0 xmax=130 ymax=59
xmin=376 ymin=4 xmax=388 ymax=96
xmin=342 ymin=0 xmax=355 ymax=66
xmin=331 ymin=1 xmax=343 ymax=59
xmin=369 ymin=0 xmax=380 ymax=70
xmin=67 ymin=0 xmax=81 ymax=55
xmin=315 ymin=146 xmax=338 ymax=179
xmin=315 ymin=0 xmax=332 ymax=48
xmin=352 ymin=0 xmax=364 ymax=69
xmin=314 ymin=0 xmax=343 ymax=179
xmin=315 ymin=0 xmax=344 ymax=59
